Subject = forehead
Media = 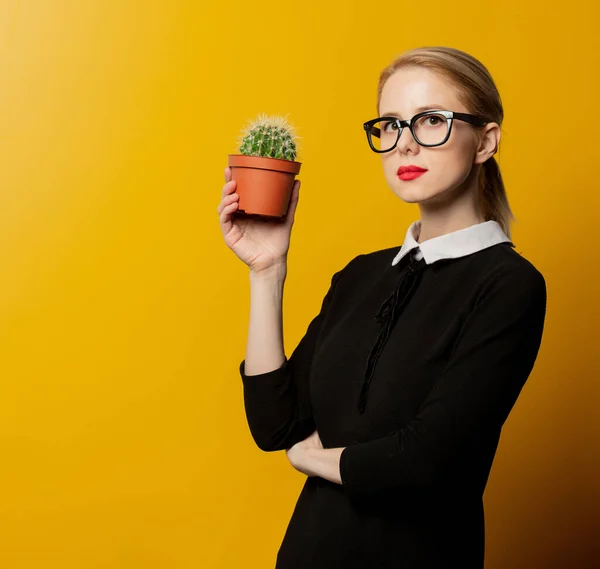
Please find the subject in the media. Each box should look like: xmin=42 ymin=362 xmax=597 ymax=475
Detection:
xmin=379 ymin=67 xmax=465 ymax=117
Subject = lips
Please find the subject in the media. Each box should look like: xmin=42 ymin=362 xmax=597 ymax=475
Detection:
xmin=398 ymin=165 xmax=427 ymax=175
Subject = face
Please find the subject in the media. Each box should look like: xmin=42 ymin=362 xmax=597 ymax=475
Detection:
xmin=377 ymin=67 xmax=498 ymax=208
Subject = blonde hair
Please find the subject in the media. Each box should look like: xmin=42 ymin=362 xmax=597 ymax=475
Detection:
xmin=376 ymin=46 xmax=515 ymax=239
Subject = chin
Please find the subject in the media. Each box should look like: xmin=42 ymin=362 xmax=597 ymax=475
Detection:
xmin=395 ymin=194 xmax=422 ymax=204
xmin=392 ymin=183 xmax=434 ymax=204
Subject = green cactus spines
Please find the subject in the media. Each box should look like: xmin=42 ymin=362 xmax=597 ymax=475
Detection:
xmin=237 ymin=113 xmax=299 ymax=161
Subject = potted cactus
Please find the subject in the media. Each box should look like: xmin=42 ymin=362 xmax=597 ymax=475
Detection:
xmin=228 ymin=113 xmax=302 ymax=219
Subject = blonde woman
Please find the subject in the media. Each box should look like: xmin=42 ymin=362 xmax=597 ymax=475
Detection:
xmin=218 ymin=46 xmax=547 ymax=569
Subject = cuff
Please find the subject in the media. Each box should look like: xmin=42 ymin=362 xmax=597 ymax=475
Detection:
xmin=239 ymin=357 xmax=289 ymax=383
xmin=339 ymin=435 xmax=400 ymax=495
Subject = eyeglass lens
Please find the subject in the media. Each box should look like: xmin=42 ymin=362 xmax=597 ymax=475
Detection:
xmin=368 ymin=113 xmax=449 ymax=151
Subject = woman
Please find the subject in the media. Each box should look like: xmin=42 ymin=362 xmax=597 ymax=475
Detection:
xmin=217 ymin=46 xmax=547 ymax=569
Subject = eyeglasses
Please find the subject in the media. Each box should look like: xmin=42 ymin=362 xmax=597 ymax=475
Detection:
xmin=363 ymin=110 xmax=489 ymax=153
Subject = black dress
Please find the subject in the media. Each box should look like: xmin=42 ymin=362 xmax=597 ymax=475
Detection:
xmin=239 ymin=233 xmax=547 ymax=568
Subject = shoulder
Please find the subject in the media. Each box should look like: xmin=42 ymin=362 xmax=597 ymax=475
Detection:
xmin=335 ymin=245 xmax=398 ymax=279
xmin=467 ymin=244 xmax=546 ymax=309
xmin=486 ymin=243 xmax=545 ymax=286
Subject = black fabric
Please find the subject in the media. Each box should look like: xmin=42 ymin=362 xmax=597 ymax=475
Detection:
xmin=239 ymin=241 xmax=546 ymax=569
xmin=360 ymin=254 xmax=426 ymax=413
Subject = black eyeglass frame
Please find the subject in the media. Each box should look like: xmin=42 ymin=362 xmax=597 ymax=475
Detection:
xmin=363 ymin=110 xmax=490 ymax=152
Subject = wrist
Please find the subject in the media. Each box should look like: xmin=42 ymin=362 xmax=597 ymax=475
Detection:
xmin=304 ymin=447 xmax=344 ymax=485
xmin=250 ymin=262 xmax=287 ymax=281
xmin=304 ymin=447 xmax=319 ymax=476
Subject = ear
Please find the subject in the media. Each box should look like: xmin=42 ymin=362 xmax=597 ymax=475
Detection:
xmin=473 ymin=122 xmax=501 ymax=165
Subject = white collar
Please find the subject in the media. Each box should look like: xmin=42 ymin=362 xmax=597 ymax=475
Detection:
xmin=391 ymin=219 xmax=513 ymax=266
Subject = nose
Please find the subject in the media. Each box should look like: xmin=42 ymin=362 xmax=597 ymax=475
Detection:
xmin=395 ymin=126 xmax=419 ymax=153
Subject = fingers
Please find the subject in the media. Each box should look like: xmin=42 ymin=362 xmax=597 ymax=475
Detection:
xmin=222 ymin=167 xmax=234 ymax=198
xmin=221 ymin=179 xmax=236 ymax=200
xmin=219 ymin=197 xmax=239 ymax=228
xmin=218 ymin=191 xmax=239 ymax=216
xmin=219 ymin=167 xmax=238 ymax=230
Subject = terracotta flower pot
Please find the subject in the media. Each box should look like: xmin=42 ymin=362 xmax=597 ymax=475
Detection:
xmin=228 ymin=154 xmax=302 ymax=219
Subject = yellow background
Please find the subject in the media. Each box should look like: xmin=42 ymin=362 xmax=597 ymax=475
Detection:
xmin=1 ymin=1 xmax=598 ymax=567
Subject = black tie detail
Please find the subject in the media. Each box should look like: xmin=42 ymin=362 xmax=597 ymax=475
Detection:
xmin=358 ymin=254 xmax=426 ymax=414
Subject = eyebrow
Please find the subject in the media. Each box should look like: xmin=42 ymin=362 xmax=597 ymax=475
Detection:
xmin=380 ymin=105 xmax=449 ymax=117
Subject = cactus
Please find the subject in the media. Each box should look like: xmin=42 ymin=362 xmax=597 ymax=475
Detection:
xmin=237 ymin=113 xmax=300 ymax=161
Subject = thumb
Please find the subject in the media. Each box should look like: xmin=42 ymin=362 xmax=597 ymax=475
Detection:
xmin=284 ymin=179 xmax=300 ymax=224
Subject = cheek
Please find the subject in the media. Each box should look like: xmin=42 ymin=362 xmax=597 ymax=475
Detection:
xmin=424 ymin=167 xmax=467 ymax=195
xmin=427 ymin=150 xmax=472 ymax=184
xmin=381 ymin=159 xmax=398 ymax=182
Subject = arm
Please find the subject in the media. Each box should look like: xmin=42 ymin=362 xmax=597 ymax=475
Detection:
xmin=243 ymin=263 xmax=288 ymax=377
xmin=240 ymin=260 xmax=351 ymax=452
xmin=334 ymin=265 xmax=547 ymax=495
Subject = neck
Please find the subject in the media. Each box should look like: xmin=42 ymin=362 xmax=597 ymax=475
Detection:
xmin=416 ymin=171 xmax=485 ymax=243
xmin=416 ymin=212 xmax=486 ymax=243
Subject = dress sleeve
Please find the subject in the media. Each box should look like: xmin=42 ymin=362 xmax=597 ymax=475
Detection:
xmin=339 ymin=265 xmax=547 ymax=495
xmin=239 ymin=259 xmax=353 ymax=452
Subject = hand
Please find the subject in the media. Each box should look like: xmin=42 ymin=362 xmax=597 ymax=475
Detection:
xmin=286 ymin=429 xmax=324 ymax=477
xmin=218 ymin=166 xmax=301 ymax=274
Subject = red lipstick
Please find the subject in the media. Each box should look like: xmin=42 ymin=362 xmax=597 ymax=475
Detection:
xmin=397 ymin=165 xmax=427 ymax=181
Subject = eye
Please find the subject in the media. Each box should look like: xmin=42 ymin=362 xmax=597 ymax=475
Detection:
xmin=426 ymin=115 xmax=443 ymax=126
xmin=382 ymin=120 xmax=399 ymax=132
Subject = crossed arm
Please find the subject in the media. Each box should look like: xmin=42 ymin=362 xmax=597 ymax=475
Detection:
xmin=285 ymin=429 xmax=344 ymax=484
